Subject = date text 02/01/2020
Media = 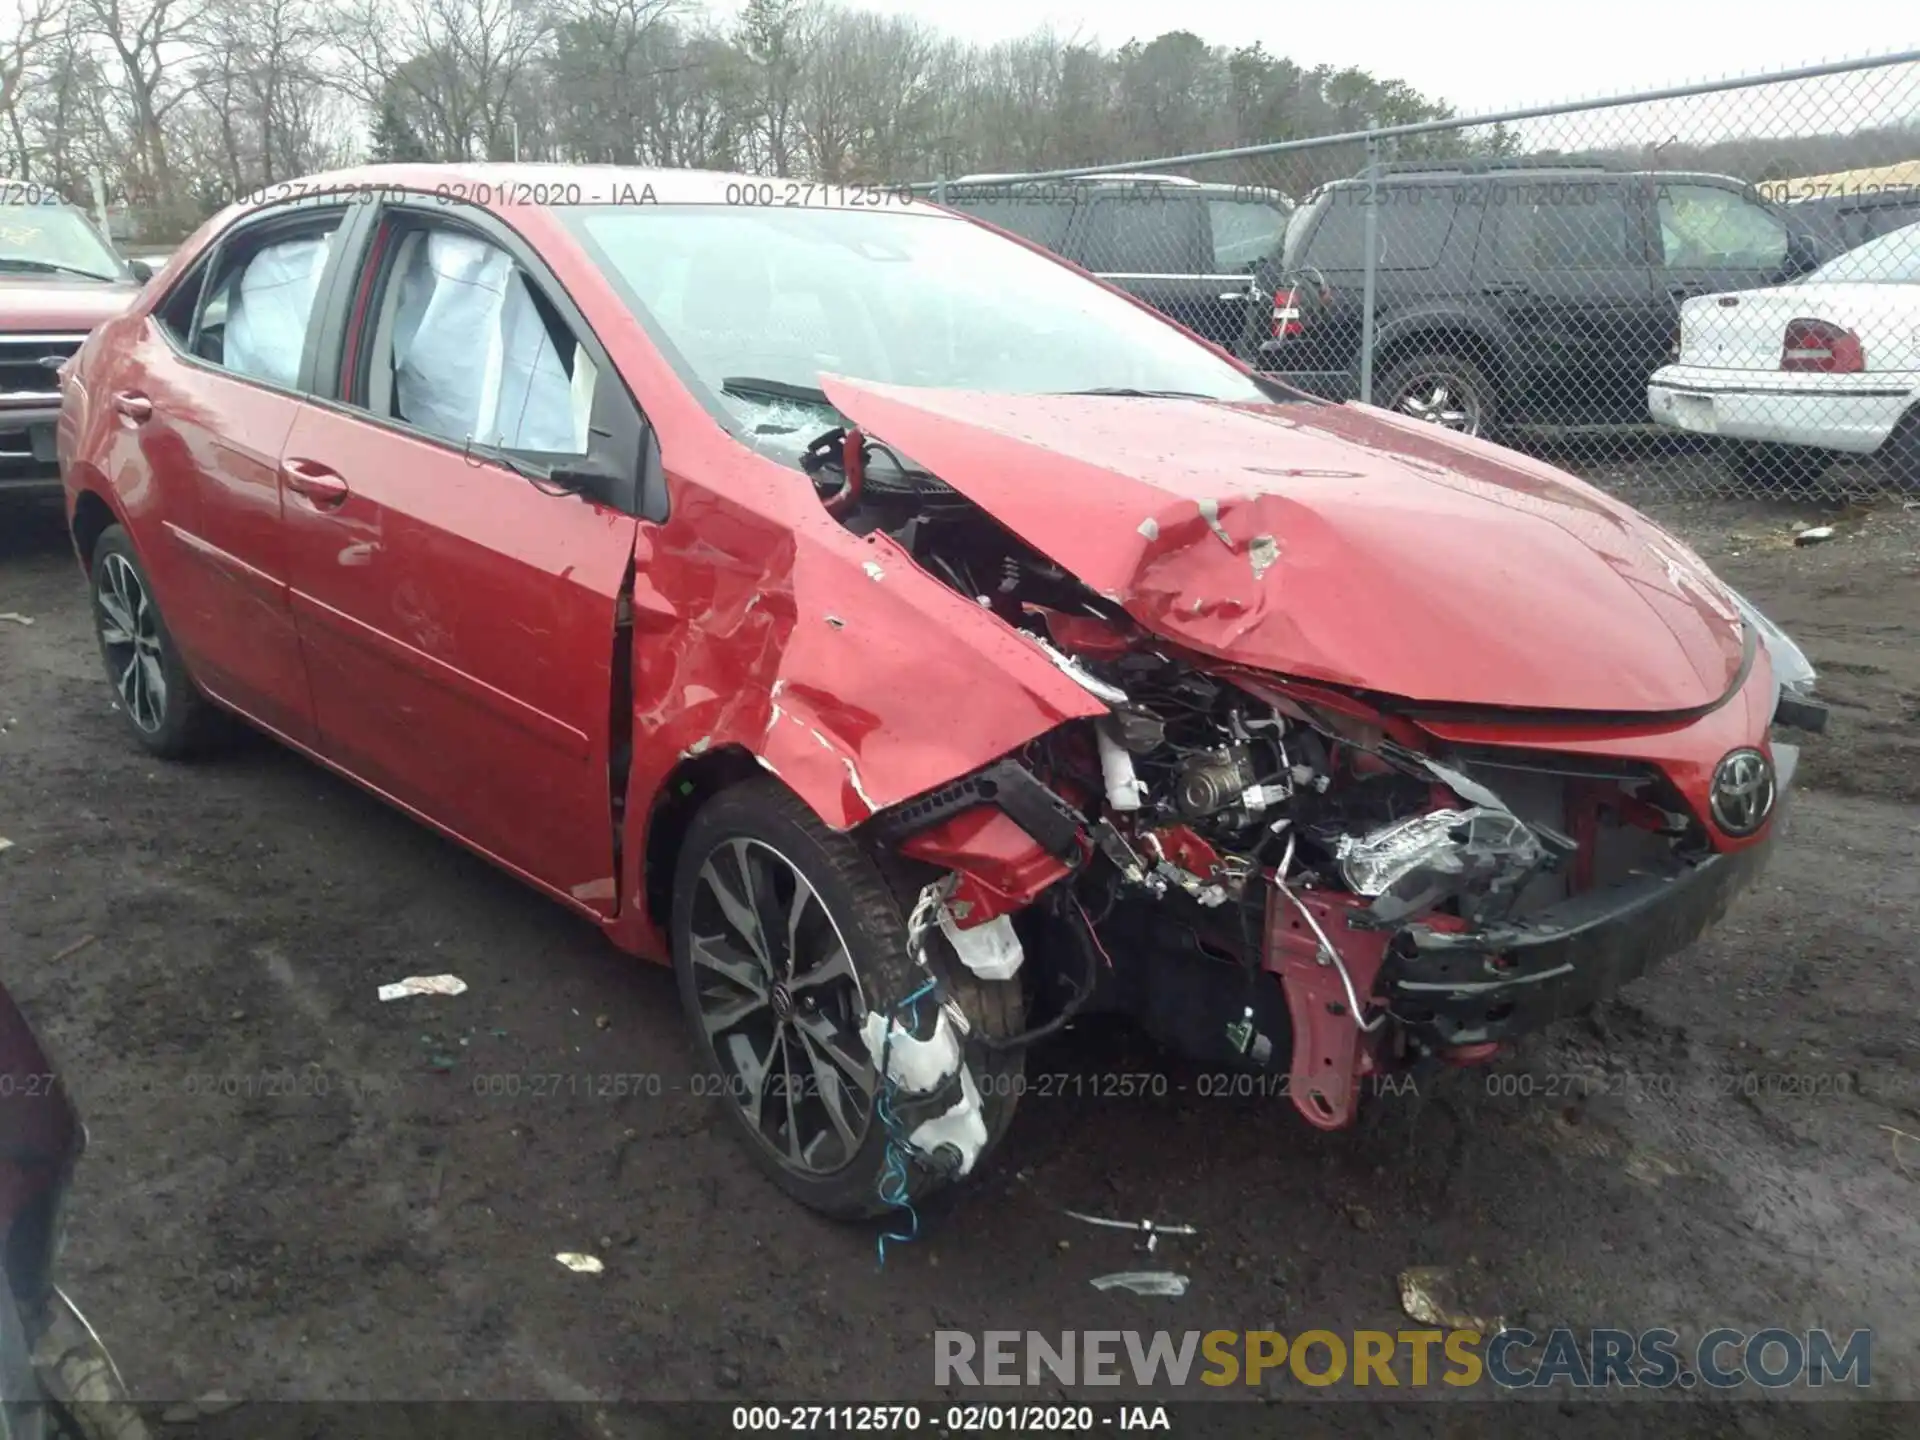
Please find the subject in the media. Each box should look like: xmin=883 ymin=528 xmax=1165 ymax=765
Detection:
xmin=728 ymin=1405 xmax=1173 ymax=1432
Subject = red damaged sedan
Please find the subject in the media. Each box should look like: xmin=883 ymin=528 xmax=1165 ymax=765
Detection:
xmin=56 ymin=166 xmax=1824 ymax=1217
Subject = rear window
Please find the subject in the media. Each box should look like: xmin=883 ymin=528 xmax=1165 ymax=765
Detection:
xmin=1208 ymin=198 xmax=1289 ymax=271
xmin=1301 ymin=186 xmax=1457 ymax=270
xmin=1280 ymin=200 xmax=1319 ymax=268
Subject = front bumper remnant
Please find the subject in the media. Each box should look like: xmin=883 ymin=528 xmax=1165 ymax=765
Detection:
xmin=1267 ymin=819 xmax=1781 ymax=1128
xmin=1383 ymin=823 xmax=1778 ymax=1047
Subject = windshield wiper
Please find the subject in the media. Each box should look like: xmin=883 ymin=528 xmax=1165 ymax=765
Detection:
xmin=0 ymin=257 xmax=121 ymax=281
xmin=1051 ymin=386 xmax=1218 ymax=399
xmin=722 ymin=376 xmax=832 ymax=406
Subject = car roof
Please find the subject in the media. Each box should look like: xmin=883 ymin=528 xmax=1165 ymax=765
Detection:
xmin=256 ymin=163 xmax=950 ymax=214
xmin=1315 ymin=165 xmax=1751 ymax=192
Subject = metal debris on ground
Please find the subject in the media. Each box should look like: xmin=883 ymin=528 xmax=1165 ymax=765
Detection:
xmin=1090 ymin=1271 xmax=1189 ymax=1297
xmin=0 ymin=613 xmax=33 ymax=626
xmin=377 ymin=974 xmax=469 ymax=1001
xmin=555 ymin=1252 xmax=604 ymax=1274
xmin=1794 ymin=526 xmax=1836 ymax=546
xmin=1398 ymin=1266 xmax=1504 ymax=1333
xmin=1063 ymin=1208 xmax=1198 ymax=1255
xmin=46 ymin=934 xmax=96 ymax=964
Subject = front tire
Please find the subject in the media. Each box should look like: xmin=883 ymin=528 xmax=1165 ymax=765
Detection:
xmin=670 ymin=778 xmax=1024 ymax=1219
xmin=88 ymin=525 xmax=225 ymax=758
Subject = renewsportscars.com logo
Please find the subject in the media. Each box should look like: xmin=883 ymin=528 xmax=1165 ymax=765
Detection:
xmin=934 ymin=1327 xmax=1872 ymax=1391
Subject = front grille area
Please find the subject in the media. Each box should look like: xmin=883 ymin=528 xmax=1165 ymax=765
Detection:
xmin=0 ymin=333 xmax=86 ymax=401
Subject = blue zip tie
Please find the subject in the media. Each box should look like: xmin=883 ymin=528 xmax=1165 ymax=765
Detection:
xmin=875 ymin=978 xmax=939 ymax=1268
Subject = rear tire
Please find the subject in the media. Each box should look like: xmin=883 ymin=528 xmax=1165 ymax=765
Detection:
xmin=87 ymin=525 xmax=227 ymax=759
xmin=1723 ymin=440 xmax=1836 ymax=492
xmin=1374 ymin=351 xmax=1497 ymax=438
xmin=670 ymin=778 xmax=1024 ymax=1219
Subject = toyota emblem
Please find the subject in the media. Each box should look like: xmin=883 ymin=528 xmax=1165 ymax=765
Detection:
xmin=1709 ymin=748 xmax=1775 ymax=837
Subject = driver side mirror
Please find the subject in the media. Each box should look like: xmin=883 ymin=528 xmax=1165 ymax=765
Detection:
xmin=128 ymin=259 xmax=154 ymax=283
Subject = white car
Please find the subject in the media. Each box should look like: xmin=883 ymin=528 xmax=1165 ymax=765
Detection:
xmin=1648 ymin=220 xmax=1920 ymax=486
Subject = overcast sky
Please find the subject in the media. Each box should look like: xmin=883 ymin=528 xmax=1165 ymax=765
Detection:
xmin=744 ymin=1 xmax=1914 ymax=117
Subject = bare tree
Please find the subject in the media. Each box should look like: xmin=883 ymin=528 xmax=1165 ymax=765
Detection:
xmin=333 ymin=0 xmax=553 ymax=161
xmin=0 ymin=0 xmax=67 ymax=175
xmin=82 ymin=0 xmax=208 ymax=206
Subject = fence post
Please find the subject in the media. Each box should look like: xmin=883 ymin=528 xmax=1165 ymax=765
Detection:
xmin=1358 ymin=120 xmax=1380 ymax=407
xmin=935 ymin=173 xmax=947 ymax=205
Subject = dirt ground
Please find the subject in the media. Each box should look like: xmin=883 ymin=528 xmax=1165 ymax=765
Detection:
xmin=1 ymin=458 xmax=1917 ymax=1436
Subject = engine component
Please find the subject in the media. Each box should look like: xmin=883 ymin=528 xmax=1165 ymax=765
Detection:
xmin=1106 ymin=705 xmax=1168 ymax=754
xmin=1096 ymin=722 xmax=1147 ymax=811
xmin=1173 ymin=745 xmax=1257 ymax=820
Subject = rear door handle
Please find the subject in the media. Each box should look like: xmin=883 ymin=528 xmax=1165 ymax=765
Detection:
xmin=1480 ymin=281 xmax=1530 ymax=295
xmin=112 ymin=391 xmax=152 ymax=423
xmin=281 ymin=457 xmax=350 ymax=507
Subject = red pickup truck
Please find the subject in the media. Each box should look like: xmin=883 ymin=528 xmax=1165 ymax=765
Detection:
xmin=0 ymin=182 xmax=147 ymax=498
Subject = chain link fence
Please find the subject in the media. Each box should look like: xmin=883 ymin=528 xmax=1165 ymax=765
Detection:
xmin=922 ymin=51 xmax=1920 ymax=503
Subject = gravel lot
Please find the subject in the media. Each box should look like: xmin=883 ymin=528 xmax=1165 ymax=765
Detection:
xmin=1 ymin=464 xmax=1917 ymax=1437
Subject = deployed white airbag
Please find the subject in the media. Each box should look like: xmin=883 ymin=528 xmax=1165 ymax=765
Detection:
xmin=391 ymin=231 xmax=588 ymax=453
xmin=224 ymin=234 xmax=333 ymax=386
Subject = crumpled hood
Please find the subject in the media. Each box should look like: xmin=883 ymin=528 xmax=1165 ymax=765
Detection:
xmin=820 ymin=377 xmax=1748 ymax=714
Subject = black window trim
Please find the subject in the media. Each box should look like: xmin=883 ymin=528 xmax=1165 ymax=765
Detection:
xmin=148 ymin=197 xmax=360 ymax=401
xmin=305 ymin=193 xmax=662 ymax=523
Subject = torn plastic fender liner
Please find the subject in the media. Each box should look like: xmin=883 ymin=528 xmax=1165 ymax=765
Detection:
xmin=861 ymin=1008 xmax=990 ymax=1176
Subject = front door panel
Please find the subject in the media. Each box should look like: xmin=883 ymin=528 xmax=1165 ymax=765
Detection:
xmin=279 ymin=405 xmax=638 ymax=912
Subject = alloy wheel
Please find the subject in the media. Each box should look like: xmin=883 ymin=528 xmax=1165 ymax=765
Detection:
xmin=95 ymin=553 xmax=168 ymax=734
xmin=689 ymin=837 xmax=876 ymax=1175
xmin=1391 ymin=372 xmax=1482 ymax=434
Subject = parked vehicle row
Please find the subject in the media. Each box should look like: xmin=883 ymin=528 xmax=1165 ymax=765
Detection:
xmin=57 ymin=162 xmax=1822 ymax=1223
xmin=1241 ymin=159 xmax=1832 ymax=434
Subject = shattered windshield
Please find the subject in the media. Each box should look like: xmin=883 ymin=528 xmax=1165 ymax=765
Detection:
xmin=561 ymin=203 xmax=1272 ymax=460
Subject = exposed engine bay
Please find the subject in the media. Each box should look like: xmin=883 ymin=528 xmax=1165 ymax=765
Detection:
xmin=813 ymin=422 xmax=1800 ymax=1141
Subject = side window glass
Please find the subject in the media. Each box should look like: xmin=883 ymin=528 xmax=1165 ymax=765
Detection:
xmin=952 ymin=194 xmax=1078 ymax=252
xmin=1307 ymin=189 xmax=1457 ymax=270
xmin=379 ymin=228 xmax=593 ymax=455
xmin=1528 ymin=188 xmax=1636 ymax=268
xmin=1657 ymin=184 xmax=1787 ymax=270
xmin=154 ymin=261 xmax=207 ymax=346
xmin=1081 ymin=196 xmax=1201 ymax=273
xmin=194 ymin=219 xmax=341 ymax=385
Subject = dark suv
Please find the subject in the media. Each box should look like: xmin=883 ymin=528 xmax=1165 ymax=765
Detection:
xmin=1243 ymin=161 xmax=1829 ymax=435
xmin=941 ymin=174 xmax=1292 ymax=351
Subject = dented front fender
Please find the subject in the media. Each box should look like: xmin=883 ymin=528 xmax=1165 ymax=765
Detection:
xmin=609 ymin=463 xmax=1105 ymax=953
